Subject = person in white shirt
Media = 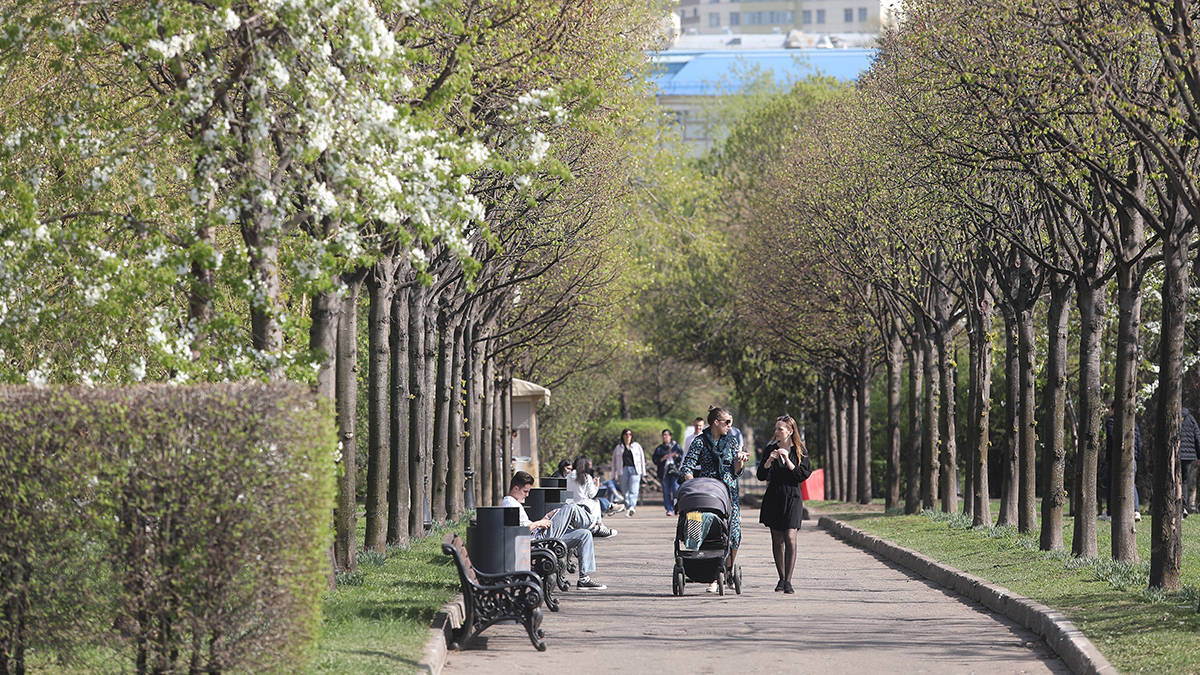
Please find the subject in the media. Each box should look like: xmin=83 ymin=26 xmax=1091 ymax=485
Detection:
xmin=682 ymin=417 xmax=704 ymax=463
xmin=500 ymin=471 xmax=607 ymax=589
xmin=611 ymin=429 xmax=646 ymax=516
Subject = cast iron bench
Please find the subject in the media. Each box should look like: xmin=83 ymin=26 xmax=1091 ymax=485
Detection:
xmin=531 ymin=537 xmax=572 ymax=611
xmin=442 ymin=533 xmax=546 ymax=651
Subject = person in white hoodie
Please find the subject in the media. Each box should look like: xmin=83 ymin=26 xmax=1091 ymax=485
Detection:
xmin=566 ymin=456 xmax=617 ymax=537
xmin=612 ymin=428 xmax=646 ymax=516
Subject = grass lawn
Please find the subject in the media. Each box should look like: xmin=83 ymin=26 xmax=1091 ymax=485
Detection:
xmin=810 ymin=500 xmax=1200 ymax=675
xmin=306 ymin=517 xmax=468 ymax=675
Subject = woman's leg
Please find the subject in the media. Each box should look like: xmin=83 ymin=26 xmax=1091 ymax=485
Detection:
xmin=783 ymin=528 xmax=798 ymax=581
xmin=623 ymin=467 xmax=641 ymax=510
xmin=770 ymin=528 xmax=787 ymax=580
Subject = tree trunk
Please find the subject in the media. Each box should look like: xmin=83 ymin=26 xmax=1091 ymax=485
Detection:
xmin=1039 ymin=273 xmax=1070 ymax=552
xmin=969 ymin=277 xmax=993 ymax=527
xmin=964 ymin=328 xmax=978 ymax=520
xmin=921 ymin=323 xmax=940 ymax=510
xmin=431 ymin=311 xmax=451 ymax=523
xmin=1017 ymin=303 xmax=1038 ymax=534
xmin=905 ymin=335 xmax=923 ymax=514
xmin=846 ymin=382 xmax=858 ymax=503
xmin=447 ymin=319 xmax=466 ymax=519
xmin=825 ymin=382 xmax=837 ymax=500
xmin=1072 ymin=275 xmax=1105 ymax=558
xmin=502 ymin=372 xmax=513 ymax=485
xmin=466 ymin=322 xmax=483 ymax=511
xmin=310 ymin=286 xmax=343 ymax=402
xmin=886 ymin=317 xmax=903 ymax=510
xmin=1149 ymin=224 xmax=1189 ymax=589
xmin=839 ymin=382 xmax=846 ymax=501
xmin=997 ymin=305 xmax=1020 ymax=527
xmin=408 ymin=283 xmax=429 ymax=537
xmin=858 ymin=346 xmax=874 ymax=505
xmin=334 ymin=277 xmax=365 ymax=571
xmin=484 ymin=356 xmax=498 ymax=505
xmin=935 ymin=321 xmax=958 ymax=513
xmin=364 ymin=258 xmax=396 ymax=553
xmin=241 ymin=148 xmax=284 ymax=380
xmin=388 ymin=284 xmax=411 ymax=545
xmin=1111 ymin=253 xmax=1144 ymax=562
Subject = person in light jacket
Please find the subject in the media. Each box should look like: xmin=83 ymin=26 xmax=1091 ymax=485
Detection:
xmin=612 ymin=429 xmax=646 ymax=517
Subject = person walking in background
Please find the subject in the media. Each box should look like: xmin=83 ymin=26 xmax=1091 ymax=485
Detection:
xmin=681 ymin=406 xmax=748 ymax=592
xmin=1180 ymin=407 xmax=1200 ymax=517
xmin=653 ymin=429 xmax=684 ymax=516
xmin=612 ymin=428 xmax=646 ymax=517
xmin=757 ymin=414 xmax=813 ymax=594
xmin=683 ymin=417 xmax=704 ymax=462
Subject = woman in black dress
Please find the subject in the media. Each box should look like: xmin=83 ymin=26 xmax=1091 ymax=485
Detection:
xmin=757 ymin=414 xmax=813 ymax=593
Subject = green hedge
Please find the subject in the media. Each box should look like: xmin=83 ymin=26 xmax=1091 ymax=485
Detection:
xmin=576 ymin=417 xmax=685 ymax=467
xmin=0 ymin=384 xmax=336 ymax=675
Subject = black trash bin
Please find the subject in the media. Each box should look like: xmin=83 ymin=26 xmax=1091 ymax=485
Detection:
xmin=526 ymin=487 xmax=566 ymax=521
xmin=467 ymin=506 xmax=531 ymax=574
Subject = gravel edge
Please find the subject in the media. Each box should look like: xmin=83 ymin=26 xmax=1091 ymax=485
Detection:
xmin=818 ymin=515 xmax=1119 ymax=675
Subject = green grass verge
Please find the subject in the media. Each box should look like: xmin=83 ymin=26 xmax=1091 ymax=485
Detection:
xmin=306 ymin=517 xmax=468 ymax=675
xmin=810 ymin=501 xmax=1200 ymax=675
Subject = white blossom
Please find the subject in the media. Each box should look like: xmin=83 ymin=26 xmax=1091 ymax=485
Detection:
xmin=216 ymin=7 xmax=241 ymax=31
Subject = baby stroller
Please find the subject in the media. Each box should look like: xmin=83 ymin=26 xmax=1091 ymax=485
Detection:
xmin=671 ymin=477 xmax=741 ymax=596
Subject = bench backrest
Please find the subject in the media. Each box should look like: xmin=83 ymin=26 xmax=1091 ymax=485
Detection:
xmin=443 ymin=533 xmax=478 ymax=585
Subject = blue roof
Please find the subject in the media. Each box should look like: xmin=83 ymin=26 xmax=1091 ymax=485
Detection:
xmin=650 ymin=49 xmax=876 ymax=96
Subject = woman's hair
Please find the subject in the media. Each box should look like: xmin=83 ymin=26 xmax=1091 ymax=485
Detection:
xmin=706 ymin=406 xmax=730 ymax=425
xmin=574 ymin=456 xmax=593 ymax=477
xmin=556 ymin=458 xmax=573 ymax=474
xmin=778 ymin=414 xmax=806 ymax=458
xmin=621 ymin=428 xmax=633 ymax=440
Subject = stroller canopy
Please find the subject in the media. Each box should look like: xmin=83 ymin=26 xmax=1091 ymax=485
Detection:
xmin=674 ymin=477 xmax=732 ymax=518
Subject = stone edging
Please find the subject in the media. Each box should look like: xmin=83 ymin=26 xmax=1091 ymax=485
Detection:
xmin=417 ymin=596 xmax=465 ymax=675
xmin=818 ymin=516 xmax=1118 ymax=675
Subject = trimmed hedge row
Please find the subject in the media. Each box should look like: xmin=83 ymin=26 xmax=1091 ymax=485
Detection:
xmin=0 ymin=384 xmax=336 ymax=675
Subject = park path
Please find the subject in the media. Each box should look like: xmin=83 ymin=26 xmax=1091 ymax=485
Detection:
xmin=440 ymin=500 xmax=1073 ymax=675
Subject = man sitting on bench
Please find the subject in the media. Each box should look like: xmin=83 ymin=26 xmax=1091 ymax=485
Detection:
xmin=501 ymin=471 xmax=608 ymax=590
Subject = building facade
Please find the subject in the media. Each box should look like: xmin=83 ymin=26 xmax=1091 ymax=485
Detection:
xmin=676 ymin=0 xmax=900 ymax=35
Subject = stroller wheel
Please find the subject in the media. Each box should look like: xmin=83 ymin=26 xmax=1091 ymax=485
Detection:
xmin=717 ymin=571 xmax=725 ymax=596
xmin=672 ymin=567 xmax=684 ymax=596
xmin=733 ymin=564 xmax=743 ymax=595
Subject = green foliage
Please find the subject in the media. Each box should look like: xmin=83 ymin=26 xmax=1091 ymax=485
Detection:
xmin=576 ymin=417 xmax=684 ymax=467
xmin=0 ymin=384 xmax=336 ymax=675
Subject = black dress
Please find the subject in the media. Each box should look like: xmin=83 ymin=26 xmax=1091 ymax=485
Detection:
xmin=756 ymin=441 xmax=814 ymax=530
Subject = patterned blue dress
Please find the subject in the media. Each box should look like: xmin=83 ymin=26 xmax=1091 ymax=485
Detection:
xmin=681 ymin=428 xmax=743 ymax=549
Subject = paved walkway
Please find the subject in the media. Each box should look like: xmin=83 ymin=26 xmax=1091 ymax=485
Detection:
xmin=441 ymin=502 xmax=1073 ymax=675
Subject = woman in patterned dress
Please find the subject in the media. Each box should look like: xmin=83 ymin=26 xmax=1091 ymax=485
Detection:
xmin=680 ymin=405 xmax=748 ymax=591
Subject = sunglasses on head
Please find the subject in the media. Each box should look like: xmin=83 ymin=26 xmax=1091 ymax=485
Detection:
xmin=778 ymin=414 xmax=792 ymax=422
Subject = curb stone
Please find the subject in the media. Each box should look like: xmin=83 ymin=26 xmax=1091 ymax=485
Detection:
xmin=417 ymin=595 xmax=465 ymax=675
xmin=818 ymin=515 xmax=1119 ymax=675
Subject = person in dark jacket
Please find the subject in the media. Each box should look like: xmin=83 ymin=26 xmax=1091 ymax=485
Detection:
xmin=1181 ymin=407 xmax=1200 ymax=516
xmin=652 ymin=429 xmax=684 ymax=516
xmin=756 ymin=414 xmax=813 ymax=594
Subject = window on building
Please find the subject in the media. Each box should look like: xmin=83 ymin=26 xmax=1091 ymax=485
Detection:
xmin=844 ymin=8 xmax=852 ymax=22
xmin=693 ymin=7 xmax=698 ymax=16
xmin=802 ymin=9 xmax=812 ymax=24
xmin=858 ymin=7 xmax=868 ymax=22
xmin=729 ymin=11 xmax=740 ymax=25
xmin=816 ymin=9 xmax=825 ymax=23
xmin=709 ymin=12 xmax=720 ymax=26
xmin=709 ymin=0 xmax=719 ymax=4
xmin=745 ymin=11 xmax=763 ymax=24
